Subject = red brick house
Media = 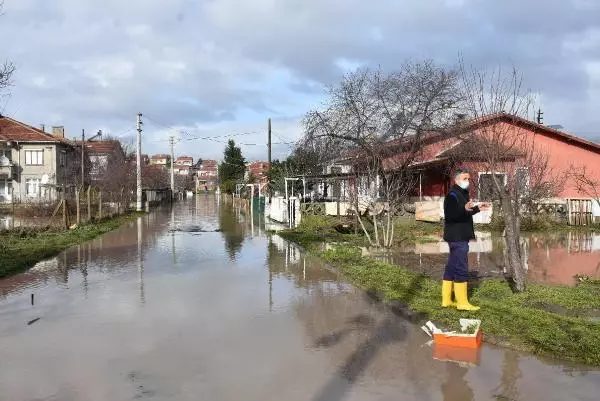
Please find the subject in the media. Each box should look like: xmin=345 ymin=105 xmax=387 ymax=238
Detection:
xmin=320 ymin=113 xmax=600 ymax=221
xmin=385 ymin=113 xmax=600 ymax=204
xmin=175 ymin=156 xmax=193 ymax=166
xmin=245 ymin=161 xmax=270 ymax=184
xmin=197 ymin=159 xmax=218 ymax=190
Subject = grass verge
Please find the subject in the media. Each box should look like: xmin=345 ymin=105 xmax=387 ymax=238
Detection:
xmin=0 ymin=212 xmax=146 ymax=278
xmin=279 ymin=227 xmax=600 ymax=366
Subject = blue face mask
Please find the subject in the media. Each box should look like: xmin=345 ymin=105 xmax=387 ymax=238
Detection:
xmin=458 ymin=181 xmax=469 ymax=190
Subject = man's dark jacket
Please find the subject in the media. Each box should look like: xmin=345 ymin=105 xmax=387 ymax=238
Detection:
xmin=443 ymin=184 xmax=480 ymax=242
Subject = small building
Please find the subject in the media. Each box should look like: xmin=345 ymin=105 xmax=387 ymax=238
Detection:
xmin=84 ymin=140 xmax=127 ymax=183
xmin=149 ymin=154 xmax=169 ymax=167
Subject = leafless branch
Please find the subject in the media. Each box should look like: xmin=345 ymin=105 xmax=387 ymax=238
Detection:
xmin=303 ymin=61 xmax=461 ymax=246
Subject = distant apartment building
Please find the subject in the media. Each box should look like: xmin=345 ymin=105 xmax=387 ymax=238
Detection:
xmin=246 ymin=161 xmax=270 ymax=184
xmin=149 ymin=154 xmax=169 ymax=167
xmin=173 ymin=155 xmax=193 ymax=176
xmin=175 ymin=156 xmax=193 ymax=166
xmin=173 ymin=164 xmax=190 ymax=176
xmin=0 ymin=115 xmax=78 ymax=203
xmin=197 ymin=159 xmax=218 ymax=190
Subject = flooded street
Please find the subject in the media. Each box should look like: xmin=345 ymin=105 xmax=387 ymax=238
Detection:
xmin=1 ymin=195 xmax=599 ymax=401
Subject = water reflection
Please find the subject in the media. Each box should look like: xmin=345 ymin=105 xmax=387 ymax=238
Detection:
xmin=219 ymin=199 xmax=245 ymax=260
xmin=352 ymin=231 xmax=600 ymax=286
xmin=0 ymin=197 xmax=599 ymax=401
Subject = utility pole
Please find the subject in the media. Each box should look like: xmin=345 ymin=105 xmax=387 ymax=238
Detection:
xmin=267 ymin=118 xmax=272 ymax=168
xmin=536 ymin=108 xmax=544 ymax=125
xmin=267 ymin=118 xmax=272 ymax=201
xmin=136 ymin=113 xmax=143 ymax=212
xmin=81 ymin=129 xmax=85 ymax=188
xmin=169 ymin=136 xmax=175 ymax=198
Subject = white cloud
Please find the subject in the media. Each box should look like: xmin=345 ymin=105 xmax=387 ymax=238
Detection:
xmin=0 ymin=0 xmax=598 ymax=161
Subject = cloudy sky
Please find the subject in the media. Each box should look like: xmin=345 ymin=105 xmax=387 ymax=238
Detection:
xmin=1 ymin=0 xmax=599 ymax=161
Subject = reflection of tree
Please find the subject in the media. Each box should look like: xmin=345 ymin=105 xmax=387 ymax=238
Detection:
xmin=493 ymin=351 xmax=521 ymax=400
xmin=219 ymin=202 xmax=244 ymax=260
xmin=441 ymin=364 xmax=474 ymax=401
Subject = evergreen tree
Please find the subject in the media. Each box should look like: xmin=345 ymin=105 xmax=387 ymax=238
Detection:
xmin=219 ymin=139 xmax=246 ymax=193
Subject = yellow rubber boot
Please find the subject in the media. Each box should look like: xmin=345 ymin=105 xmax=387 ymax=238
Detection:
xmin=454 ymin=282 xmax=480 ymax=311
xmin=441 ymin=280 xmax=456 ymax=308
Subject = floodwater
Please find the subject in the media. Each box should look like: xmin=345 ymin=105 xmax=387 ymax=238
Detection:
xmin=359 ymin=231 xmax=600 ymax=286
xmin=0 ymin=195 xmax=599 ymax=401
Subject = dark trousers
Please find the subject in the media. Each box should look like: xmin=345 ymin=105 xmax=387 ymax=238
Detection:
xmin=443 ymin=241 xmax=469 ymax=282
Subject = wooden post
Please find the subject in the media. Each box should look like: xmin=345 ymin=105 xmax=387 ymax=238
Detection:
xmin=11 ymin=187 xmax=15 ymax=229
xmin=62 ymin=189 xmax=68 ymax=229
xmin=98 ymin=190 xmax=103 ymax=219
xmin=120 ymin=188 xmax=125 ymax=215
xmin=76 ymin=188 xmax=81 ymax=225
xmin=87 ymin=186 xmax=92 ymax=222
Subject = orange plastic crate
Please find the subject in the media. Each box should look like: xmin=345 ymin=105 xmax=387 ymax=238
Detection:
xmin=433 ymin=343 xmax=482 ymax=365
xmin=433 ymin=329 xmax=483 ymax=349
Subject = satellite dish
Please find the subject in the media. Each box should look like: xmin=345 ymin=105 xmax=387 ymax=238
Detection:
xmin=41 ymin=174 xmax=49 ymax=185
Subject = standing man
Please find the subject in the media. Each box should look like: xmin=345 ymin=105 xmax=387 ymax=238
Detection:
xmin=442 ymin=169 xmax=490 ymax=311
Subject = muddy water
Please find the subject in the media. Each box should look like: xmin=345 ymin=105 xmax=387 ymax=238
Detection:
xmin=0 ymin=195 xmax=599 ymax=401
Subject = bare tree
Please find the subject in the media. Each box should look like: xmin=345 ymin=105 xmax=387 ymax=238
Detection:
xmin=570 ymin=166 xmax=600 ymax=208
xmin=0 ymin=2 xmax=15 ymax=95
xmin=303 ymin=61 xmax=462 ymax=247
xmin=457 ymin=62 xmax=565 ymax=291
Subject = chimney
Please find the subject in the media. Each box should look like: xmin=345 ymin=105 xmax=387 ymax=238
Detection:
xmin=40 ymin=124 xmax=46 ymax=132
xmin=51 ymin=126 xmax=65 ymax=138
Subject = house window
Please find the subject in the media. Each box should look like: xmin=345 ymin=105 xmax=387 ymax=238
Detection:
xmin=25 ymin=150 xmax=44 ymax=165
xmin=478 ymin=172 xmax=507 ymax=201
xmin=0 ymin=149 xmax=11 ymax=165
xmin=26 ymin=178 xmax=41 ymax=197
xmin=59 ymin=151 xmax=66 ymax=167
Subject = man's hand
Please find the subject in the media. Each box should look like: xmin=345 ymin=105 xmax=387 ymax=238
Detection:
xmin=479 ymin=202 xmax=491 ymax=211
xmin=465 ymin=201 xmax=475 ymax=211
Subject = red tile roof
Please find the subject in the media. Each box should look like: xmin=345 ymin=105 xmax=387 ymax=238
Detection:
xmin=450 ymin=112 xmax=600 ymax=154
xmin=151 ymin=154 xmax=169 ymax=159
xmin=0 ymin=115 xmax=69 ymax=144
xmin=200 ymin=160 xmax=217 ymax=168
xmin=84 ymin=140 xmax=124 ymax=155
xmin=176 ymin=156 xmax=193 ymax=161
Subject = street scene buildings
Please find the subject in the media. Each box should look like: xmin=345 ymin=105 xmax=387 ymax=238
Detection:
xmin=1 ymin=2 xmax=600 ymax=400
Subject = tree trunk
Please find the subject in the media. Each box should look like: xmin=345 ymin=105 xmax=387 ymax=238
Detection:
xmin=373 ymin=213 xmax=380 ymax=247
xmin=356 ymin=214 xmax=375 ymax=246
xmin=385 ymin=209 xmax=393 ymax=247
xmin=502 ymin=200 xmax=527 ymax=292
xmin=76 ymin=189 xmax=81 ymax=225
xmin=87 ymin=186 xmax=92 ymax=222
xmin=98 ymin=190 xmax=103 ymax=219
